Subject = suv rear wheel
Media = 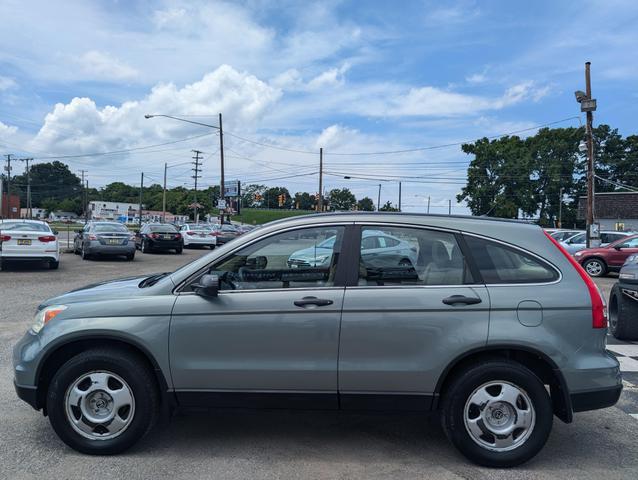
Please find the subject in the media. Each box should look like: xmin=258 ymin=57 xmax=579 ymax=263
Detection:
xmin=46 ymin=348 xmax=159 ymax=454
xmin=441 ymin=360 xmax=553 ymax=467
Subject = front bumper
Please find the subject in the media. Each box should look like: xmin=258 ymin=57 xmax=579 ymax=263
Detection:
xmin=571 ymin=384 xmax=623 ymax=412
xmin=14 ymin=380 xmax=39 ymax=410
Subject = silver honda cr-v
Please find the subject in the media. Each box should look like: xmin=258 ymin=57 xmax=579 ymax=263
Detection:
xmin=13 ymin=213 xmax=621 ymax=467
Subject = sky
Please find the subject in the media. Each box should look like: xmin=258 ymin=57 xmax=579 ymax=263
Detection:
xmin=1 ymin=0 xmax=637 ymax=214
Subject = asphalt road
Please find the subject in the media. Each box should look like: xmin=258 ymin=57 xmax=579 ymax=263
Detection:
xmin=1 ymin=250 xmax=638 ymax=479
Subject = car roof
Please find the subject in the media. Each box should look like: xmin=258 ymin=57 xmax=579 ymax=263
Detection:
xmin=0 ymin=219 xmax=48 ymax=223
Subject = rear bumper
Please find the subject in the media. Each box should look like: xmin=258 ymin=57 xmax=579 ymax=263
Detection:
xmin=183 ymin=236 xmax=216 ymax=246
xmin=1 ymin=254 xmax=58 ymax=262
xmin=571 ymin=384 xmax=623 ymax=412
xmin=148 ymin=240 xmax=182 ymax=250
xmin=86 ymin=243 xmax=136 ymax=255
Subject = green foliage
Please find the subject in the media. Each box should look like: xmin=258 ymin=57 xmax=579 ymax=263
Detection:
xmin=327 ymin=188 xmax=356 ymax=211
xmin=356 ymin=197 xmax=375 ymax=211
xmin=379 ymin=201 xmax=399 ymax=212
xmin=236 ymin=208 xmax=313 ymax=225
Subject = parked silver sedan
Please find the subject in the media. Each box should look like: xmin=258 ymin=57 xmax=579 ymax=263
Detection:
xmin=73 ymin=221 xmax=136 ymax=260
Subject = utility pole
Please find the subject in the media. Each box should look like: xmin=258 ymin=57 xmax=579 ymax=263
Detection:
xmin=78 ymin=169 xmax=88 ymax=223
xmin=377 ymin=184 xmax=382 ymax=211
xmin=4 ymin=154 xmax=12 ymax=218
xmin=0 ymin=173 xmax=3 ymax=219
xmin=448 ymin=199 xmax=452 ymax=215
xmin=575 ymin=61 xmax=597 ymax=248
xmin=162 ymin=162 xmax=167 ymax=223
xmin=85 ymin=180 xmax=89 ymax=221
xmin=558 ymin=187 xmax=564 ymax=228
xmin=138 ymin=172 xmax=144 ymax=228
xmin=219 ymin=113 xmax=225 ymax=222
xmin=317 ymin=148 xmax=323 ymax=212
xmin=192 ymin=149 xmax=203 ymax=223
xmin=398 ymin=182 xmax=402 ymax=212
xmin=427 ymin=195 xmax=431 ymax=214
xmin=19 ymin=158 xmax=33 ymax=218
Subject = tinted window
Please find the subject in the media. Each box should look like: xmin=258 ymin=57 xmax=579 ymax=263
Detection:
xmin=0 ymin=222 xmax=50 ymax=232
xmin=358 ymin=227 xmax=473 ymax=286
xmin=465 ymin=236 xmax=558 ymax=284
xmin=567 ymin=233 xmax=585 ymax=244
xmin=193 ymin=226 xmax=345 ymax=291
xmin=149 ymin=225 xmax=178 ymax=233
xmin=93 ymin=223 xmax=128 ymax=233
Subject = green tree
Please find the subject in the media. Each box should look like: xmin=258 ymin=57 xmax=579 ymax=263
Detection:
xmin=294 ymin=191 xmax=315 ymax=210
xmin=327 ymin=188 xmax=356 ymax=211
xmin=11 ymin=161 xmax=83 ymax=208
xmin=379 ymin=201 xmax=399 ymax=212
xmin=356 ymin=197 xmax=375 ymax=211
xmin=241 ymin=184 xmax=266 ymax=208
xmin=263 ymin=187 xmax=292 ymax=208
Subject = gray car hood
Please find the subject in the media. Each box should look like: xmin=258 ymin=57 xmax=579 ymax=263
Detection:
xmin=39 ymin=275 xmax=159 ymax=308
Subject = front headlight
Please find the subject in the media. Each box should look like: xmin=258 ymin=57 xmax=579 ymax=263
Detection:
xmin=574 ymin=251 xmax=584 ymax=257
xmin=313 ymin=254 xmax=331 ymax=265
xmin=31 ymin=305 xmax=67 ymax=334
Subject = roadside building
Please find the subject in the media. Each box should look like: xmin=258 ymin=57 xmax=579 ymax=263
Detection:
xmin=1 ymin=193 xmax=21 ymax=219
xmin=89 ymin=201 xmax=139 ymax=221
xmin=578 ymin=192 xmax=638 ymax=231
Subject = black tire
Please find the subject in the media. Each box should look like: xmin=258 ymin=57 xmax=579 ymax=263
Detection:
xmin=73 ymin=242 xmax=80 ymax=255
xmin=46 ymin=348 xmax=160 ymax=455
xmin=126 ymin=253 xmax=135 ymax=261
xmin=441 ymin=360 xmax=553 ymax=468
xmin=609 ymin=287 xmax=638 ymax=340
xmin=141 ymin=240 xmax=149 ymax=254
xmin=0 ymin=258 xmax=6 ymax=270
xmin=49 ymin=260 xmax=60 ymax=270
xmin=582 ymin=258 xmax=607 ymax=277
xmin=175 ymin=247 xmax=183 ymax=254
xmin=81 ymin=245 xmax=91 ymax=260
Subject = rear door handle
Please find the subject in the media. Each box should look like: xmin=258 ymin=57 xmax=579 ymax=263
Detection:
xmin=442 ymin=295 xmax=482 ymax=306
xmin=294 ymin=296 xmax=334 ymax=308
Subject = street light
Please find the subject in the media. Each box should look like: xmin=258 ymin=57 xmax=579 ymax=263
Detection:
xmin=145 ymin=113 xmax=227 ymax=222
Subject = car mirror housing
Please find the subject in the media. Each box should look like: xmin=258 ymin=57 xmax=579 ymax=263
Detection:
xmin=193 ymin=274 xmax=219 ymax=298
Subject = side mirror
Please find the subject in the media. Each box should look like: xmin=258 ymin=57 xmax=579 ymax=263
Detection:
xmin=193 ymin=274 xmax=219 ymax=298
xmin=52 ymin=229 xmax=59 ymax=235
xmin=614 ymin=245 xmax=623 ymax=250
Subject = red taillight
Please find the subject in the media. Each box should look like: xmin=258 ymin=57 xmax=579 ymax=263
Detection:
xmin=0 ymin=235 xmax=10 ymax=241
xmin=175 ymin=233 xmax=182 ymax=239
xmin=210 ymin=231 xmax=220 ymax=236
xmin=38 ymin=235 xmax=56 ymax=243
xmin=544 ymin=231 xmax=607 ymax=328
xmin=150 ymin=233 xmax=159 ymax=239
xmin=186 ymin=231 xmax=195 ymax=236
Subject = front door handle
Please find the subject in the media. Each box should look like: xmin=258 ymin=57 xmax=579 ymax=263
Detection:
xmin=442 ymin=295 xmax=482 ymax=306
xmin=294 ymin=296 xmax=334 ymax=308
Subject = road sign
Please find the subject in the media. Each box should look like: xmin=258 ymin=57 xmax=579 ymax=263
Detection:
xmin=224 ymin=180 xmax=240 ymax=197
xmin=217 ymin=199 xmax=227 ymax=209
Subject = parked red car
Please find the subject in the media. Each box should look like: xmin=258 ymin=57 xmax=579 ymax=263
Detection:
xmin=574 ymin=234 xmax=638 ymax=277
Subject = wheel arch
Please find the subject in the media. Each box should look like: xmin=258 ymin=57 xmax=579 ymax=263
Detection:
xmin=35 ymin=334 xmax=172 ymax=414
xmin=433 ymin=345 xmax=573 ymax=423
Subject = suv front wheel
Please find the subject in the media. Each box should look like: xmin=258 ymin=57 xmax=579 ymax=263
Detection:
xmin=441 ymin=360 xmax=553 ymax=467
xmin=46 ymin=348 xmax=159 ymax=454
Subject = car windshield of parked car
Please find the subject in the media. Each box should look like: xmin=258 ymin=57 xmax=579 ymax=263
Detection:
xmin=187 ymin=226 xmax=345 ymax=291
xmin=93 ymin=223 xmax=128 ymax=233
xmin=614 ymin=237 xmax=638 ymax=248
xmin=0 ymin=222 xmax=50 ymax=232
xmin=148 ymin=225 xmax=178 ymax=233
xmin=567 ymin=233 xmax=586 ymax=244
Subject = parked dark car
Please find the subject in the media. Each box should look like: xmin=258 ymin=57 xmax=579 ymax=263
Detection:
xmin=609 ymin=254 xmax=638 ymax=340
xmin=74 ymin=221 xmax=135 ymax=261
xmin=573 ymin=234 xmax=638 ymax=277
xmin=210 ymin=223 xmax=240 ymax=245
xmin=135 ymin=223 xmax=183 ymax=254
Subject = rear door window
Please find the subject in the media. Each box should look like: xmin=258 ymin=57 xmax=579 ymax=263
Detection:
xmin=464 ymin=236 xmax=558 ymax=284
xmin=357 ymin=226 xmax=474 ymax=286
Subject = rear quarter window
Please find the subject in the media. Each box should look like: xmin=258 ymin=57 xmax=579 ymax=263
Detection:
xmin=465 ymin=235 xmax=559 ymax=284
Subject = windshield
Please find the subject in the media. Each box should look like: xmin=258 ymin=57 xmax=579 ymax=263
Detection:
xmin=185 ymin=224 xmax=212 ymax=231
xmin=94 ymin=223 xmax=128 ymax=233
xmin=317 ymin=235 xmax=336 ymax=249
xmin=0 ymin=222 xmax=50 ymax=232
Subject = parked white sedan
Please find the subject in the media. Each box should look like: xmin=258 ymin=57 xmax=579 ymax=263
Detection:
xmin=0 ymin=219 xmax=60 ymax=269
xmin=179 ymin=224 xmax=217 ymax=249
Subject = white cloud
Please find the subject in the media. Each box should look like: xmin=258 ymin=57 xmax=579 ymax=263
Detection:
xmin=465 ymin=73 xmax=487 ymax=84
xmin=0 ymin=76 xmax=16 ymax=90
xmin=0 ymin=120 xmax=18 ymax=138
xmin=31 ymin=65 xmax=281 ymax=155
xmin=306 ymin=63 xmax=351 ymax=90
xmin=315 ymin=124 xmax=358 ymax=149
xmin=74 ymin=50 xmax=139 ymax=81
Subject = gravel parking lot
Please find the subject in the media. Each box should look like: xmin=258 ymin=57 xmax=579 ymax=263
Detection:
xmin=1 ymin=250 xmax=638 ymax=479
